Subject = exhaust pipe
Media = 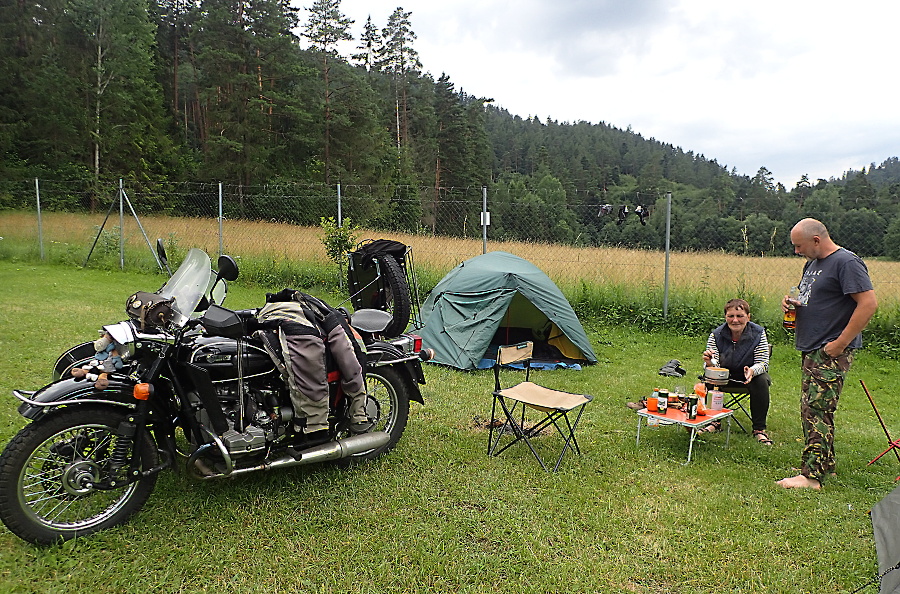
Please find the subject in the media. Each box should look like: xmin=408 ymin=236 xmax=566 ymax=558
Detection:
xmin=200 ymin=432 xmax=391 ymax=478
xmin=269 ymin=431 xmax=390 ymax=469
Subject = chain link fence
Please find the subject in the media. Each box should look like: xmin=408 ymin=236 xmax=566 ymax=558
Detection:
xmin=2 ymin=179 xmax=900 ymax=311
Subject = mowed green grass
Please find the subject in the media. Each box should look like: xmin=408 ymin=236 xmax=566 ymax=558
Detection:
xmin=0 ymin=260 xmax=897 ymax=593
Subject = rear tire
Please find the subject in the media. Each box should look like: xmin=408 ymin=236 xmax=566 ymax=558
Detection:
xmin=0 ymin=406 xmax=159 ymax=545
xmin=340 ymin=366 xmax=410 ymax=463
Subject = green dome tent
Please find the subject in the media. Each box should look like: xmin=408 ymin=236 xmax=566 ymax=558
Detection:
xmin=418 ymin=252 xmax=598 ymax=370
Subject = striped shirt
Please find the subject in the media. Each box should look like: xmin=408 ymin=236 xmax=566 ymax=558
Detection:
xmin=705 ymin=329 xmax=770 ymax=378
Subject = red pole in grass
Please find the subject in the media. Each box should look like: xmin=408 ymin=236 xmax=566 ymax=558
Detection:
xmin=869 ymin=438 xmax=900 ymax=465
xmin=861 ymin=380 xmax=900 ymax=470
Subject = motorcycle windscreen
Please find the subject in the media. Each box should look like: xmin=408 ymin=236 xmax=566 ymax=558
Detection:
xmin=157 ymin=248 xmax=212 ymax=325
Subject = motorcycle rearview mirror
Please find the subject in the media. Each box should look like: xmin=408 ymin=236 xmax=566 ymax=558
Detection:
xmin=217 ymin=255 xmax=239 ymax=281
xmin=206 ymin=255 xmax=237 ymax=307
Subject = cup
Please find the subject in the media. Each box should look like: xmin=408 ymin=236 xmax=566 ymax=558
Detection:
xmin=647 ymin=397 xmax=658 ymax=412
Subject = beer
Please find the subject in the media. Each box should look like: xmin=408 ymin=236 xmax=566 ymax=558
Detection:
xmin=784 ymin=285 xmax=799 ymax=330
xmin=686 ymin=394 xmax=698 ymax=419
xmin=657 ymin=390 xmax=668 ymax=415
xmin=783 ymin=305 xmax=796 ymax=330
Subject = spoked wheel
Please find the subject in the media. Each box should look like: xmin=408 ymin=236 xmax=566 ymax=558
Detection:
xmin=372 ymin=256 xmax=411 ymax=337
xmin=339 ymin=366 xmax=410 ymax=463
xmin=0 ymin=406 xmax=159 ymax=545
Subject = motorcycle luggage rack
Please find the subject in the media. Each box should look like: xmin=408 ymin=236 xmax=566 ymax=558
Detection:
xmin=343 ymin=239 xmax=422 ymax=335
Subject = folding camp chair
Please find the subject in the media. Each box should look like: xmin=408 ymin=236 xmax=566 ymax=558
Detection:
xmin=720 ymin=343 xmax=773 ymax=434
xmin=721 ymin=385 xmax=752 ymax=433
xmin=487 ymin=341 xmax=592 ymax=471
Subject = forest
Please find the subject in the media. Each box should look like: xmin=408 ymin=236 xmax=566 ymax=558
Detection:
xmin=2 ymin=0 xmax=900 ymax=258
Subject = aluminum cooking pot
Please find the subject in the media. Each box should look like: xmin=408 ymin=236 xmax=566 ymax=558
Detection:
xmin=704 ymin=366 xmax=730 ymax=382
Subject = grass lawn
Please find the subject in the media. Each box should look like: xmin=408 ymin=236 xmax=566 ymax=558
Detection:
xmin=0 ymin=260 xmax=896 ymax=593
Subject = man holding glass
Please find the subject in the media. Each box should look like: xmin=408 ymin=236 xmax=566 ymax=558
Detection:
xmin=777 ymin=218 xmax=877 ymax=490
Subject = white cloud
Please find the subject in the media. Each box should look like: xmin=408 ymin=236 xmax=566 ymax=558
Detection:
xmin=318 ymin=0 xmax=900 ymax=186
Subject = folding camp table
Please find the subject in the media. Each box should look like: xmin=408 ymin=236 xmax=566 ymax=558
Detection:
xmin=635 ymin=407 xmax=733 ymax=464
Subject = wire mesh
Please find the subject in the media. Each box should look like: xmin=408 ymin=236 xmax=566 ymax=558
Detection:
xmin=2 ymin=179 xmax=898 ymax=307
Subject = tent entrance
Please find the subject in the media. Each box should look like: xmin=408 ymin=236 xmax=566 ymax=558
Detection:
xmin=486 ymin=293 xmax=584 ymax=364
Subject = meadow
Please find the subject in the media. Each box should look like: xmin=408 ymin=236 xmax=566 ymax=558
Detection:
xmin=0 ymin=255 xmax=897 ymax=593
xmin=5 ymin=211 xmax=900 ymax=311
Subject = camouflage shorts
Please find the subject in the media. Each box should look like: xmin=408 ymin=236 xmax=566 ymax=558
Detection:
xmin=799 ymin=347 xmax=854 ymax=483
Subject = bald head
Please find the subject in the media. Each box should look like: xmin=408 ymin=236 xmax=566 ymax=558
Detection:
xmin=792 ymin=218 xmax=830 ymax=240
xmin=790 ymin=218 xmax=837 ymax=260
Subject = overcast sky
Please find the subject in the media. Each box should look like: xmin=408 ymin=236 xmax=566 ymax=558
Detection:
xmin=320 ymin=0 xmax=899 ymax=188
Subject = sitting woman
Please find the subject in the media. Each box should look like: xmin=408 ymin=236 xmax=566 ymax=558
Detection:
xmin=702 ymin=298 xmax=772 ymax=445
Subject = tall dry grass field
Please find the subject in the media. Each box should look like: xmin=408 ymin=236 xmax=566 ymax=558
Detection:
xmin=4 ymin=211 xmax=900 ymax=307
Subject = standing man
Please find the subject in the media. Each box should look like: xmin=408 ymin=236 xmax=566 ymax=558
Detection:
xmin=777 ymin=218 xmax=877 ymax=490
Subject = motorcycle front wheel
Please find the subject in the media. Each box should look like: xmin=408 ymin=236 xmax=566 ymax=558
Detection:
xmin=341 ymin=366 xmax=411 ymax=463
xmin=0 ymin=406 xmax=159 ymax=545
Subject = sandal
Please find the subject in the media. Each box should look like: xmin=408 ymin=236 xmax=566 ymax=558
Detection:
xmin=698 ymin=421 xmax=720 ymax=434
xmin=753 ymin=430 xmax=773 ymax=445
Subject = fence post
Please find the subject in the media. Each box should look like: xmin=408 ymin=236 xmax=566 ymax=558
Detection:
xmin=481 ymin=186 xmax=488 ymax=255
xmin=663 ymin=191 xmax=672 ymax=317
xmin=337 ymin=183 xmax=342 ymax=226
xmin=218 ymin=182 xmax=224 ymax=256
xmin=119 ymin=179 xmax=125 ymax=270
xmin=34 ymin=178 xmax=44 ymax=261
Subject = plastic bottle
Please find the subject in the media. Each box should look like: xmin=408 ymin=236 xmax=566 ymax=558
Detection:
xmin=709 ymin=388 xmax=724 ymax=411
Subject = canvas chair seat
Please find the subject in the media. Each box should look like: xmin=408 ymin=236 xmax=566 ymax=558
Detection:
xmin=499 ymin=382 xmax=589 ymax=412
xmin=488 ymin=341 xmax=592 ymax=471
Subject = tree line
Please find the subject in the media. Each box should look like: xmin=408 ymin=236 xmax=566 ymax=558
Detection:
xmin=1 ymin=0 xmax=898 ymax=259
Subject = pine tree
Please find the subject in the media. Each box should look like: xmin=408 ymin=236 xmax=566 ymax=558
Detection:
xmin=191 ymin=0 xmax=303 ymax=186
xmin=302 ymin=0 xmax=353 ymax=184
xmin=351 ymin=15 xmax=379 ymax=71
xmin=377 ymin=7 xmax=420 ymax=155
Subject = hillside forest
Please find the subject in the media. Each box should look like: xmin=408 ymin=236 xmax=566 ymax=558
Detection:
xmin=2 ymin=0 xmax=900 ymax=258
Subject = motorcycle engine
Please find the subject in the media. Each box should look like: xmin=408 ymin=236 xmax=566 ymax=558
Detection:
xmin=184 ymin=335 xmax=287 ymax=456
xmin=186 ymin=382 xmax=287 ymax=456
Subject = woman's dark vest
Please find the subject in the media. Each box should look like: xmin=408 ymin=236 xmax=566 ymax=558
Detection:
xmin=713 ymin=321 xmax=763 ymax=380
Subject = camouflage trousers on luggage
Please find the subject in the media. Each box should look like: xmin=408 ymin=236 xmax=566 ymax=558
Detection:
xmin=800 ymin=347 xmax=854 ymax=484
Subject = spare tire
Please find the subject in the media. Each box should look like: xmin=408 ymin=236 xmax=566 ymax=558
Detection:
xmin=373 ymin=255 xmax=411 ymax=336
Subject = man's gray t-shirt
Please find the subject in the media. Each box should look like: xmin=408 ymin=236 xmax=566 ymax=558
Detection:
xmin=795 ymin=247 xmax=873 ymax=352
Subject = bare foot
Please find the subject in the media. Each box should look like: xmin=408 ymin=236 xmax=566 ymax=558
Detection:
xmin=776 ymin=474 xmax=821 ymax=490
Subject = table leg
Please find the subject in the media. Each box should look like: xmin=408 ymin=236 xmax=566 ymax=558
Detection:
xmin=684 ymin=427 xmax=697 ymax=465
xmin=636 ymin=416 xmax=642 ymax=446
xmin=726 ymin=417 xmax=731 ymax=447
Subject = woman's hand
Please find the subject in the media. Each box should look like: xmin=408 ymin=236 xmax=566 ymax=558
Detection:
xmin=743 ymin=365 xmax=754 ymax=383
xmin=702 ymin=350 xmax=714 ymax=366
